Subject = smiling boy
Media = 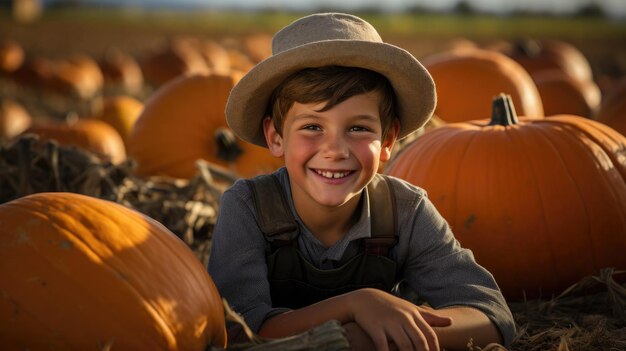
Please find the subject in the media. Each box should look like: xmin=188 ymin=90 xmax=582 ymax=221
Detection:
xmin=209 ymin=13 xmax=515 ymax=350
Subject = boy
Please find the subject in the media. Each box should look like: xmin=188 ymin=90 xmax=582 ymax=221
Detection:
xmin=209 ymin=13 xmax=515 ymax=350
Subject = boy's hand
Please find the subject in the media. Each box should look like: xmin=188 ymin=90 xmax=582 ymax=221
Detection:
xmin=348 ymin=288 xmax=452 ymax=351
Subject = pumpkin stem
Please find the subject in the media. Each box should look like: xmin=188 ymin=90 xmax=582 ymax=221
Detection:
xmin=215 ymin=127 xmax=243 ymax=162
xmin=512 ymin=38 xmax=542 ymax=58
xmin=489 ymin=93 xmax=519 ymax=126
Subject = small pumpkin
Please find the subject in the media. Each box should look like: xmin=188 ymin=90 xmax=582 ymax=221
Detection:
xmin=0 ymin=192 xmax=226 ymax=350
xmin=98 ymin=48 xmax=144 ymax=94
xmin=503 ymin=38 xmax=593 ymax=83
xmin=532 ymin=69 xmax=601 ymax=118
xmin=26 ymin=118 xmax=126 ymax=164
xmin=46 ymin=54 xmax=104 ymax=100
xmin=92 ymin=95 xmax=144 ymax=146
xmin=422 ymin=48 xmax=544 ymax=122
xmin=140 ymin=40 xmax=209 ymax=87
xmin=0 ymin=98 xmax=31 ymax=140
xmin=596 ymin=76 xmax=626 ymax=136
xmin=385 ymin=94 xmax=626 ymax=300
xmin=177 ymin=38 xmax=231 ymax=75
xmin=127 ymin=73 xmax=282 ymax=179
xmin=0 ymin=39 xmax=24 ymax=75
xmin=242 ymin=33 xmax=273 ymax=63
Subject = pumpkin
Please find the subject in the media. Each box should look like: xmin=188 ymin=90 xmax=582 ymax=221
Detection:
xmin=242 ymin=33 xmax=273 ymax=63
xmin=176 ymin=38 xmax=231 ymax=75
xmin=26 ymin=118 xmax=126 ymax=164
xmin=503 ymin=38 xmax=593 ymax=83
xmin=596 ymin=76 xmax=626 ymax=136
xmin=11 ymin=56 xmax=54 ymax=90
xmin=46 ymin=54 xmax=104 ymax=100
xmin=532 ymin=69 xmax=601 ymax=118
xmin=0 ymin=192 xmax=226 ymax=350
xmin=385 ymin=94 xmax=626 ymax=300
xmin=0 ymin=98 xmax=31 ymax=140
xmin=127 ymin=73 xmax=283 ymax=179
xmin=422 ymin=48 xmax=544 ymax=123
xmin=92 ymin=95 xmax=144 ymax=146
xmin=0 ymin=39 xmax=24 ymax=75
xmin=140 ymin=40 xmax=209 ymax=87
xmin=98 ymin=48 xmax=144 ymax=94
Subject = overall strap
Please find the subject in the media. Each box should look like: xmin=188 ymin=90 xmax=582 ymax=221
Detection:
xmin=247 ymin=174 xmax=299 ymax=246
xmin=363 ymin=174 xmax=398 ymax=256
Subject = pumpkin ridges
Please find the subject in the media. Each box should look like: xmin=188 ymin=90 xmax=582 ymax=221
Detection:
xmin=540 ymin=116 xmax=626 ymax=181
xmin=1 ymin=198 xmax=181 ymax=349
xmin=0 ymin=192 xmax=226 ymax=350
xmin=422 ymin=48 xmax=544 ymax=123
xmin=529 ymin=122 xmax=626 ymax=273
xmin=385 ymin=96 xmax=626 ymax=299
xmin=512 ymin=124 xmax=596 ymax=294
xmin=73 ymin=196 xmax=226 ymax=348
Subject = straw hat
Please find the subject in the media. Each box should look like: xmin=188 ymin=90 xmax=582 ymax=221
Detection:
xmin=225 ymin=12 xmax=436 ymax=147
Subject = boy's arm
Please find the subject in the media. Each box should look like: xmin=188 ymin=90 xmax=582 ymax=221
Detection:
xmin=390 ymin=180 xmax=516 ymax=347
xmin=429 ymin=305 xmax=502 ymax=350
xmin=259 ymin=288 xmax=452 ymax=351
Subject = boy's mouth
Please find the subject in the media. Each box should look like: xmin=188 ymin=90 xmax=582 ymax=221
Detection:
xmin=312 ymin=169 xmax=353 ymax=179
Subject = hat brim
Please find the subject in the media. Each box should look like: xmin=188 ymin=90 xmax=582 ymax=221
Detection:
xmin=226 ymin=40 xmax=436 ymax=147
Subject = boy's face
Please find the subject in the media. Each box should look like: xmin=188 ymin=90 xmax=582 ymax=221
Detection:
xmin=263 ymin=91 xmax=399 ymax=210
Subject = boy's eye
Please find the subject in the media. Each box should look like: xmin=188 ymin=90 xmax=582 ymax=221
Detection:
xmin=302 ymin=124 xmax=321 ymax=131
xmin=350 ymin=126 xmax=371 ymax=132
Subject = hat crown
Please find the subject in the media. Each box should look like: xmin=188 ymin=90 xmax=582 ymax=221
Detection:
xmin=272 ymin=13 xmax=383 ymax=55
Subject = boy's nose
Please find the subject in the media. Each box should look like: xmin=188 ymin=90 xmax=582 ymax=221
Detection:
xmin=321 ymin=133 xmax=350 ymax=159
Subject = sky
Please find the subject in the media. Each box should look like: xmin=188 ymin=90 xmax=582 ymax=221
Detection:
xmin=47 ymin=0 xmax=626 ymax=18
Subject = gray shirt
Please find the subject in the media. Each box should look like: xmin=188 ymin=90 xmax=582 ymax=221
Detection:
xmin=208 ymin=167 xmax=516 ymax=345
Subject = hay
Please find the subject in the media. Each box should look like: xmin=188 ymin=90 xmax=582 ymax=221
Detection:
xmin=0 ymin=134 xmax=235 ymax=266
xmin=503 ymin=268 xmax=626 ymax=351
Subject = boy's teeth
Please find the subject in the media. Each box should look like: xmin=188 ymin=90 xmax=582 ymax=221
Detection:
xmin=316 ymin=170 xmax=350 ymax=179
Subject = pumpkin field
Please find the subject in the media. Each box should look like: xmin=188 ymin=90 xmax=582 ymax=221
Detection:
xmin=1 ymin=7 xmax=626 ymax=351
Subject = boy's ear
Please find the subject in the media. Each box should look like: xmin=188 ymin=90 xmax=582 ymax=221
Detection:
xmin=380 ymin=119 xmax=400 ymax=162
xmin=263 ymin=117 xmax=284 ymax=157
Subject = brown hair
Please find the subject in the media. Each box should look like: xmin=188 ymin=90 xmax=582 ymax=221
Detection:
xmin=267 ymin=66 xmax=398 ymax=137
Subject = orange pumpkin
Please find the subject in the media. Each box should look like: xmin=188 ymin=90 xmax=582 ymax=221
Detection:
xmin=0 ymin=192 xmax=226 ymax=350
xmin=99 ymin=48 xmax=144 ymax=94
xmin=26 ymin=118 xmax=126 ymax=164
xmin=385 ymin=94 xmax=626 ymax=300
xmin=127 ymin=73 xmax=282 ymax=179
xmin=176 ymin=38 xmax=231 ymax=75
xmin=46 ymin=54 xmax=104 ymax=100
xmin=422 ymin=48 xmax=544 ymax=122
xmin=242 ymin=33 xmax=273 ymax=63
xmin=0 ymin=39 xmax=24 ymax=75
xmin=140 ymin=40 xmax=209 ymax=87
xmin=503 ymin=38 xmax=593 ymax=83
xmin=0 ymin=98 xmax=31 ymax=140
xmin=92 ymin=95 xmax=144 ymax=146
xmin=596 ymin=76 xmax=626 ymax=136
xmin=532 ymin=69 xmax=601 ymax=118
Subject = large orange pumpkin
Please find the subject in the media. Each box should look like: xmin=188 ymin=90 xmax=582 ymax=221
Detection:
xmin=596 ymin=76 xmax=626 ymax=137
xmin=385 ymin=94 xmax=626 ymax=300
xmin=26 ymin=118 xmax=126 ymax=164
xmin=0 ymin=192 xmax=226 ymax=350
xmin=422 ymin=48 xmax=544 ymax=122
xmin=127 ymin=73 xmax=283 ymax=179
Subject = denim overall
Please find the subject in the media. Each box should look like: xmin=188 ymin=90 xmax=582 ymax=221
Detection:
xmin=246 ymin=174 xmax=399 ymax=309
